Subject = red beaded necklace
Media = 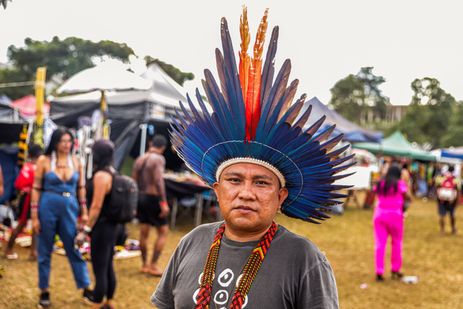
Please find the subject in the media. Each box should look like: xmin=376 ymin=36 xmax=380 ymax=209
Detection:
xmin=195 ymin=221 xmax=278 ymax=309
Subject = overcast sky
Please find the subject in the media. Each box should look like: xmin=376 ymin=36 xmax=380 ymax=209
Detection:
xmin=1 ymin=0 xmax=462 ymax=105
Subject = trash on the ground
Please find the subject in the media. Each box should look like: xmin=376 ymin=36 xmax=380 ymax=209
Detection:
xmin=401 ymin=276 xmax=418 ymax=284
xmin=359 ymin=283 xmax=368 ymax=289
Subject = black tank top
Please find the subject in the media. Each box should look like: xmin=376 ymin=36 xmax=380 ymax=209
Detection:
xmin=86 ymin=171 xmax=113 ymax=221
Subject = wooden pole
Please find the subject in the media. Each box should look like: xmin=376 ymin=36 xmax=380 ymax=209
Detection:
xmin=34 ymin=67 xmax=46 ymax=147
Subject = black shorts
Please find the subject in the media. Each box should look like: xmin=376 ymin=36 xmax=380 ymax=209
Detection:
xmin=438 ymin=201 xmax=456 ymax=216
xmin=137 ymin=193 xmax=168 ymax=227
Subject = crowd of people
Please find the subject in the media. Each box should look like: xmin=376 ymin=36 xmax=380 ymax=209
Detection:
xmin=370 ymin=159 xmax=460 ymax=283
xmin=0 ymin=8 xmax=461 ymax=309
xmin=2 ymin=130 xmax=460 ymax=308
xmin=0 ymin=129 xmax=172 ymax=309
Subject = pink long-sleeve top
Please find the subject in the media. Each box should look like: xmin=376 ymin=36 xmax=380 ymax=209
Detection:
xmin=374 ymin=179 xmax=407 ymax=216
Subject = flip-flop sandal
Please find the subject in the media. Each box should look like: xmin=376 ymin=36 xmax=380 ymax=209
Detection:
xmin=6 ymin=253 xmax=18 ymax=260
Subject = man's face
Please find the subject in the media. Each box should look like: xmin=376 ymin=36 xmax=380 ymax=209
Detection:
xmin=213 ymin=163 xmax=288 ymax=236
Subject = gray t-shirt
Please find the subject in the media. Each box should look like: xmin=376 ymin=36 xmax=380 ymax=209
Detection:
xmin=152 ymin=222 xmax=338 ymax=309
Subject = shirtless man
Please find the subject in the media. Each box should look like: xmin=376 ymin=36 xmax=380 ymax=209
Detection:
xmin=132 ymin=135 xmax=170 ymax=276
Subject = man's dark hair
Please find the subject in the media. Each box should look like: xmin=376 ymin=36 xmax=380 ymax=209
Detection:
xmin=45 ymin=127 xmax=74 ymax=155
xmin=28 ymin=143 xmax=43 ymax=159
xmin=151 ymin=135 xmax=168 ymax=148
xmin=448 ymin=165 xmax=455 ymax=173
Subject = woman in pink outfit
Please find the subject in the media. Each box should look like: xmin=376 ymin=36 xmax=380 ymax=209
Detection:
xmin=373 ymin=164 xmax=409 ymax=281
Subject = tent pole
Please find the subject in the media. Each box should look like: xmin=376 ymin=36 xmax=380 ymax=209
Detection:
xmin=140 ymin=123 xmax=147 ymax=156
xmin=34 ymin=67 xmax=46 ymax=147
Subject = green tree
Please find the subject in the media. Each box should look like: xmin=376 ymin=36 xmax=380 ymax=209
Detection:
xmin=0 ymin=67 xmax=30 ymax=99
xmin=329 ymin=67 xmax=389 ymax=125
xmin=329 ymin=74 xmax=365 ymax=123
xmin=357 ymin=67 xmax=389 ymax=121
xmin=396 ymin=102 xmax=430 ymax=145
xmin=1 ymin=0 xmax=12 ymax=9
xmin=441 ymin=101 xmax=463 ymax=147
xmin=144 ymin=56 xmax=194 ymax=86
xmin=0 ymin=37 xmax=195 ymax=99
xmin=1 ymin=36 xmax=135 ymax=98
xmin=398 ymin=77 xmax=456 ymax=147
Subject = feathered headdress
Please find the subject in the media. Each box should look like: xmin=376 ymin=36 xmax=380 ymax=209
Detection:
xmin=171 ymin=8 xmax=354 ymax=223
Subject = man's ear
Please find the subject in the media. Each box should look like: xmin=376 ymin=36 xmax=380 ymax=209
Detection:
xmin=278 ymin=188 xmax=288 ymax=206
xmin=213 ymin=182 xmax=220 ymax=201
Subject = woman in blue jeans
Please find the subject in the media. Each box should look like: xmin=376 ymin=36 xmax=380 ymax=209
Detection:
xmin=31 ymin=128 xmax=92 ymax=308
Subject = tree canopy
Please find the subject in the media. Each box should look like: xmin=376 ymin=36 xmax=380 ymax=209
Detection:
xmin=0 ymin=36 xmax=194 ymax=99
xmin=330 ymin=69 xmax=463 ymax=148
xmin=145 ymin=56 xmax=194 ymax=86
xmin=329 ymin=67 xmax=389 ymax=126
xmin=397 ymin=77 xmax=457 ymax=148
xmin=0 ymin=0 xmax=12 ymax=9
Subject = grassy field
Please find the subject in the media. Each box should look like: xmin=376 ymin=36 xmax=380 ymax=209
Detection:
xmin=1 ymin=198 xmax=462 ymax=308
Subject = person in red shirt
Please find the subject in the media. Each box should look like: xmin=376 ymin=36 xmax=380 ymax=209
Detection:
xmin=4 ymin=144 xmax=43 ymax=260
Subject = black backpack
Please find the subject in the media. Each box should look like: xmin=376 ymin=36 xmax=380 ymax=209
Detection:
xmin=108 ymin=174 xmax=138 ymax=223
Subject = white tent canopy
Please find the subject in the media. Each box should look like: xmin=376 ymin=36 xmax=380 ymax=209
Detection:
xmin=56 ymin=60 xmax=152 ymax=94
xmin=143 ymin=63 xmax=188 ymax=109
xmin=52 ymin=62 xmax=209 ymax=115
xmin=51 ymin=89 xmax=152 ymax=105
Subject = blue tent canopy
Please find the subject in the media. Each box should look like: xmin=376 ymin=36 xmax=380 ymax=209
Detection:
xmin=303 ymin=97 xmax=383 ymax=143
xmin=440 ymin=148 xmax=463 ymax=160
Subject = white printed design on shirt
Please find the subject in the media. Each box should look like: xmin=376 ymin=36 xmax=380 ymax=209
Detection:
xmin=218 ymin=268 xmax=234 ymax=287
xmin=193 ymin=268 xmax=248 ymax=308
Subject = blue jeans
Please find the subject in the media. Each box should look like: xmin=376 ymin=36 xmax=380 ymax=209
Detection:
xmin=37 ymin=192 xmax=90 ymax=289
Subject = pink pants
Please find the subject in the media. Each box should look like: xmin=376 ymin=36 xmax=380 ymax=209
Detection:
xmin=373 ymin=212 xmax=404 ymax=275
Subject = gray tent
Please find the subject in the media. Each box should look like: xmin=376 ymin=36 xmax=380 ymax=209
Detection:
xmin=302 ymin=97 xmax=383 ymax=143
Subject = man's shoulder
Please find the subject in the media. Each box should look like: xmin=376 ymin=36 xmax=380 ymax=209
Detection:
xmin=148 ymin=152 xmax=164 ymax=160
xmin=178 ymin=222 xmax=222 ymax=246
xmin=134 ymin=154 xmax=145 ymax=165
xmin=274 ymin=225 xmax=328 ymax=265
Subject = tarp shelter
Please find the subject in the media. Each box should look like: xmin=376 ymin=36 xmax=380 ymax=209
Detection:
xmin=50 ymin=64 xmax=192 ymax=170
xmin=0 ymin=146 xmax=19 ymax=204
xmin=0 ymin=104 xmax=28 ymax=203
xmin=0 ymin=104 xmax=27 ymax=144
xmin=302 ymin=97 xmax=383 ymax=143
xmin=439 ymin=147 xmax=463 ymax=161
xmin=11 ymin=95 xmax=50 ymax=119
xmin=142 ymin=63 xmax=187 ymax=110
xmin=353 ymin=131 xmax=435 ymax=161
xmin=51 ymin=90 xmax=152 ymax=169
xmin=0 ymin=95 xmax=12 ymax=105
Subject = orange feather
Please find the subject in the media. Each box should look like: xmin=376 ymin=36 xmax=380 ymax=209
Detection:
xmin=245 ymin=9 xmax=268 ymax=140
xmin=239 ymin=6 xmax=250 ymax=103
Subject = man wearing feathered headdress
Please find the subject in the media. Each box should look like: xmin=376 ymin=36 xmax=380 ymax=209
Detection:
xmin=152 ymin=7 xmax=352 ymax=309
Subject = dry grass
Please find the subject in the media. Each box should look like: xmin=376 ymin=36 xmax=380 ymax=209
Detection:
xmin=1 ymin=198 xmax=462 ymax=309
